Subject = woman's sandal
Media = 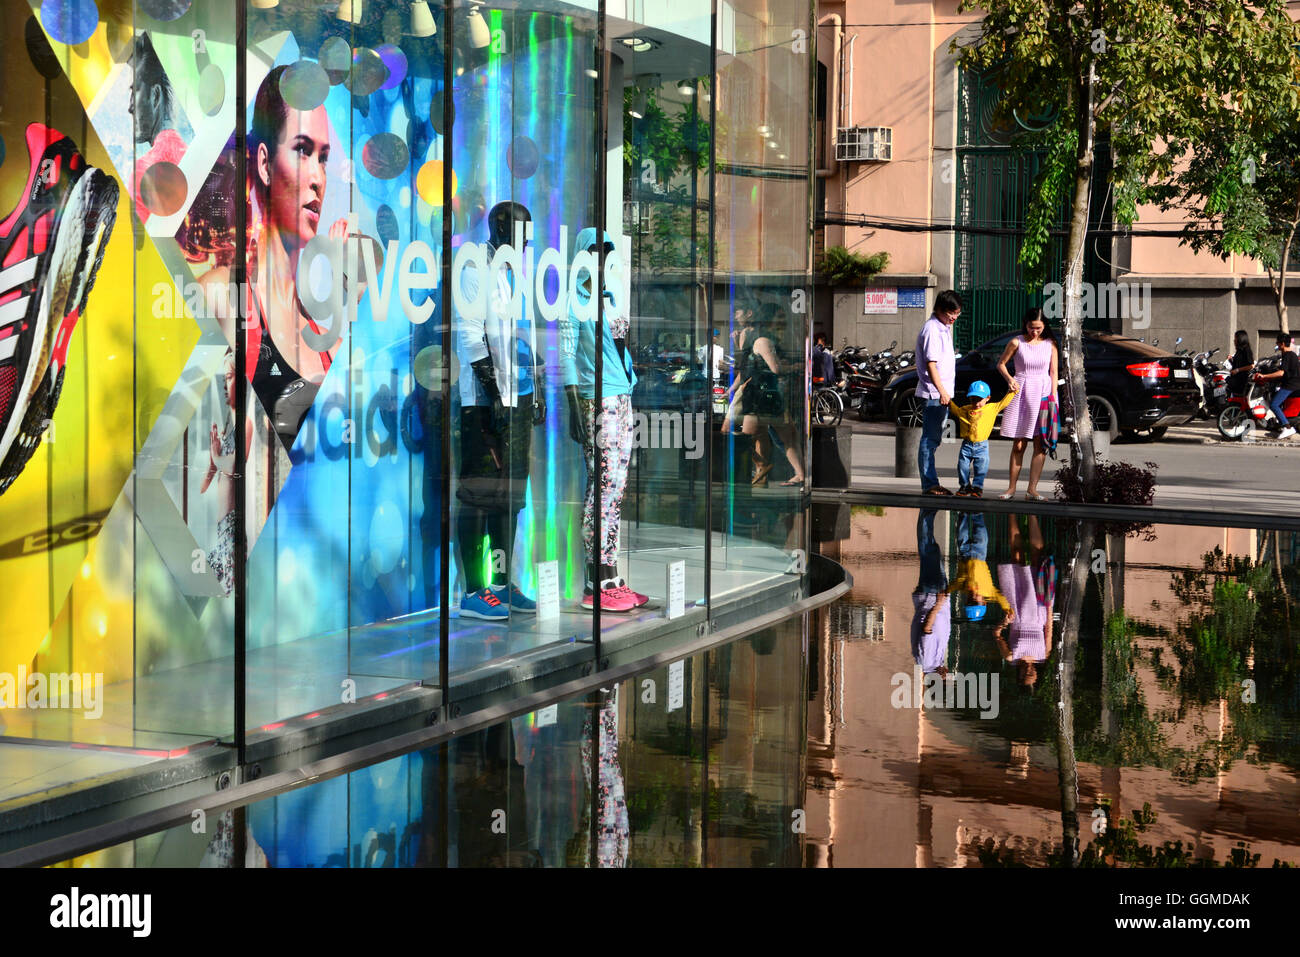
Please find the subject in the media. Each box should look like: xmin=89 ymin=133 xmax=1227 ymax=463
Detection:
xmin=779 ymin=476 xmax=805 ymax=487
xmin=998 ymin=491 xmax=1016 ymax=500
xmin=1024 ymin=491 xmax=1046 ymax=502
xmin=752 ymin=462 xmax=775 ymax=486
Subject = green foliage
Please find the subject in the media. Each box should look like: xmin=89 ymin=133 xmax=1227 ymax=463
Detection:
xmin=817 ymin=245 xmax=891 ymax=286
xmin=955 ymin=0 xmax=1300 ymax=279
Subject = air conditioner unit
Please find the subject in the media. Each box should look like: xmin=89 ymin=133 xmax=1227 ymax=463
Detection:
xmin=835 ymin=126 xmax=892 ymax=162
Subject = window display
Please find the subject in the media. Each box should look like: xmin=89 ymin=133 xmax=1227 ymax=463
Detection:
xmin=0 ymin=0 xmax=814 ymax=810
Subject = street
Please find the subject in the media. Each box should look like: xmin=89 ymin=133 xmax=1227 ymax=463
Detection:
xmin=847 ymin=418 xmax=1300 ymax=516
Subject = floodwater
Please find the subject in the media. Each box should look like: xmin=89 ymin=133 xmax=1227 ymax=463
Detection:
xmin=53 ymin=506 xmax=1300 ymax=867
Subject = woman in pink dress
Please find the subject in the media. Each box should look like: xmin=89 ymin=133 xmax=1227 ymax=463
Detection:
xmin=995 ymin=308 xmax=1058 ymax=501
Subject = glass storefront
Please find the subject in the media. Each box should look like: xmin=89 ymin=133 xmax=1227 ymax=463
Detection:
xmin=0 ymin=0 xmax=814 ymax=811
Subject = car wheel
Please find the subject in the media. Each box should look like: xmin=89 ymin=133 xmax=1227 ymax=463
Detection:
xmin=1086 ymin=395 xmax=1119 ymax=441
xmin=1218 ymin=405 xmax=1250 ymax=441
xmin=895 ymin=389 xmax=924 ymax=428
xmin=1142 ymin=426 xmax=1169 ymax=441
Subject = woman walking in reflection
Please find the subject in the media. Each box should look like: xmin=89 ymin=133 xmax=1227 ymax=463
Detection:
xmin=996 ymin=309 xmax=1058 ymax=501
xmin=742 ymin=304 xmax=806 ymax=487
xmin=994 ymin=513 xmax=1055 ymax=689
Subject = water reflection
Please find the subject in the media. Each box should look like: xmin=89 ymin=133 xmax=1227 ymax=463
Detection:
xmin=50 ymin=509 xmax=1300 ymax=868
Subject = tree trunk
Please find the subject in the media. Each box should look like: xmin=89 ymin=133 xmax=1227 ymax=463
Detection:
xmin=1064 ymin=67 xmax=1098 ymax=492
xmin=1055 ymin=520 xmax=1096 ymax=866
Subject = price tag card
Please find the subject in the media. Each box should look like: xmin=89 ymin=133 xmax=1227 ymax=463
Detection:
xmin=536 ymin=560 xmax=560 ymax=620
xmin=666 ymin=560 xmax=686 ymax=620
xmin=535 ymin=704 xmax=558 ymax=728
xmin=667 ymin=660 xmax=685 ymax=713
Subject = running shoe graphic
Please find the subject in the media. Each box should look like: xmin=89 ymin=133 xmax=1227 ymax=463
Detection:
xmin=0 ymin=124 xmax=119 ymax=496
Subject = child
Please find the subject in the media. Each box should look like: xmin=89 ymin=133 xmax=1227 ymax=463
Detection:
xmin=948 ymin=380 xmax=1017 ymax=497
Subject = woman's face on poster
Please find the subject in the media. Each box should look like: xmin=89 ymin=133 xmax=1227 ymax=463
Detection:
xmin=260 ymin=105 xmax=331 ymax=248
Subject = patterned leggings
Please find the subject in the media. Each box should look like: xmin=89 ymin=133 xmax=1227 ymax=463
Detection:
xmin=580 ymin=394 xmax=633 ymax=567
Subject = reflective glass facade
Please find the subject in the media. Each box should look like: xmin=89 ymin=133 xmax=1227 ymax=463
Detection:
xmin=0 ymin=0 xmax=815 ymax=811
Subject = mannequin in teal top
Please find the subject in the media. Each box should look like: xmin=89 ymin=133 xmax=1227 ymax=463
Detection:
xmin=560 ymin=227 xmax=647 ymax=611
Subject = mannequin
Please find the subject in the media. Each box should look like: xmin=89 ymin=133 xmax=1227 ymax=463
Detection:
xmin=561 ymin=227 xmax=647 ymax=612
xmin=454 ymin=201 xmax=545 ymax=619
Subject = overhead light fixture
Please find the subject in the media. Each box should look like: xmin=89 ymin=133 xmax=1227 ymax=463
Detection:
xmin=585 ymin=68 xmax=598 ymax=78
xmin=251 ymin=0 xmax=278 ymax=8
xmin=676 ymin=80 xmax=694 ymax=97
xmin=757 ymin=125 xmax=770 ymax=134
xmin=777 ymin=153 xmax=787 ymax=159
xmin=629 ymin=108 xmax=643 ymax=119
xmin=768 ymin=139 xmax=778 ymax=148
xmin=468 ymin=3 xmax=491 ymax=49
xmin=336 ymin=0 xmax=363 ymax=23
xmin=618 ymin=36 xmax=659 ymax=52
xmin=407 ymin=1 xmax=436 ymax=37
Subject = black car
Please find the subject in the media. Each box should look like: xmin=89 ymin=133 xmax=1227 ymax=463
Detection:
xmin=884 ymin=331 xmax=1201 ymax=440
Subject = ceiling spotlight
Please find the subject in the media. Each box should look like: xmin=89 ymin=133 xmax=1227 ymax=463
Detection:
xmin=251 ymin=0 xmax=278 ymax=8
xmin=629 ymin=110 xmax=643 ymax=119
xmin=778 ymin=153 xmax=787 ymax=159
xmin=336 ymin=0 xmax=363 ymax=23
xmin=677 ymin=80 xmax=694 ymax=96
xmin=768 ymin=139 xmax=778 ymax=148
xmin=585 ymin=68 xmax=599 ymax=78
xmin=406 ymin=1 xmax=436 ymax=37
xmin=757 ymin=125 xmax=770 ymax=134
xmin=618 ymin=36 xmax=659 ymax=52
xmin=468 ymin=3 xmax=491 ymax=49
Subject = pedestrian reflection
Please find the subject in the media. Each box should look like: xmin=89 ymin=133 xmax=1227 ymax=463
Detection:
xmin=995 ymin=513 xmax=1056 ymax=689
xmin=911 ymin=509 xmax=952 ymax=678
xmin=952 ymin=511 xmax=1011 ymax=624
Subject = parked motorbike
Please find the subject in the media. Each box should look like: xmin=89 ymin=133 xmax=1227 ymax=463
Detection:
xmin=1217 ymin=354 xmax=1300 ymax=439
xmin=1192 ymin=348 xmax=1229 ymax=419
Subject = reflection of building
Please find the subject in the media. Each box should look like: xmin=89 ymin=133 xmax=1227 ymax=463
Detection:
xmin=805 ymin=508 xmax=1300 ymax=867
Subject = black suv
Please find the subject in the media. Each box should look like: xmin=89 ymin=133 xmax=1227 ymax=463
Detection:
xmin=884 ymin=331 xmax=1200 ymax=440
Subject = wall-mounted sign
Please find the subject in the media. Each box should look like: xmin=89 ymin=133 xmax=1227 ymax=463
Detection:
xmin=864 ymin=288 xmax=898 ymax=314
xmin=897 ymin=287 xmax=927 ymax=309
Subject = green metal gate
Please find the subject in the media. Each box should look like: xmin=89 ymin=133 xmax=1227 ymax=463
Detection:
xmin=954 ymin=69 xmax=1112 ymax=352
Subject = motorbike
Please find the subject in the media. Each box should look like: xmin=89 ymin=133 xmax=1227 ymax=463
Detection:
xmin=1217 ymin=354 xmax=1300 ymax=439
xmin=1192 ymin=348 xmax=1230 ymax=419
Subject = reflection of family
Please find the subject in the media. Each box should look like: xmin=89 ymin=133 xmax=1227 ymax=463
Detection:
xmin=911 ymin=509 xmax=1055 ymax=691
xmin=915 ymin=295 xmax=1059 ymax=500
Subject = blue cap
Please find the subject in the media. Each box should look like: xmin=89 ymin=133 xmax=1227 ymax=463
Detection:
xmin=967 ymin=380 xmax=991 ymax=400
xmin=966 ymin=604 xmax=988 ymax=622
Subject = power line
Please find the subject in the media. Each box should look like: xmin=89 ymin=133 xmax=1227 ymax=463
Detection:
xmin=818 ymin=213 xmax=1223 ymax=238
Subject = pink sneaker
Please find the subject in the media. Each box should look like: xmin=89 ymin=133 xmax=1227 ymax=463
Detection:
xmin=581 ymin=584 xmax=638 ymax=613
xmin=614 ymin=578 xmax=650 ymax=607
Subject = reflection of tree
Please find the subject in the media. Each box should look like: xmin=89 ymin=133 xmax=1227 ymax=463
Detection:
xmin=978 ymin=803 xmax=1292 ymax=867
xmin=1159 ymin=545 xmax=1300 ymax=779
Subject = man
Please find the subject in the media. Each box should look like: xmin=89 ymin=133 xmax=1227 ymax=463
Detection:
xmin=915 ymin=290 xmax=962 ymax=493
xmin=1255 ymin=332 xmax=1300 ymax=439
xmin=812 ymin=332 xmax=837 ymax=387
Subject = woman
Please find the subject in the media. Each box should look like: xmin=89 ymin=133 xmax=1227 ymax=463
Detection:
xmin=743 ymin=304 xmax=806 ymax=487
xmin=1227 ymin=329 xmax=1254 ymax=396
xmin=199 ymin=64 xmax=352 ymax=451
xmin=993 ymin=513 xmax=1054 ymax=691
xmin=995 ymin=308 xmax=1058 ymax=501
xmin=722 ymin=304 xmax=756 ymax=434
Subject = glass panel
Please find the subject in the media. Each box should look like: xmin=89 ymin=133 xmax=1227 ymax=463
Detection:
xmin=0 ymin=1 xmax=237 ymax=804
xmin=615 ymin=0 xmax=715 ymax=621
xmin=712 ymin=0 xmax=813 ymax=602
xmin=446 ymin=1 xmax=601 ymax=678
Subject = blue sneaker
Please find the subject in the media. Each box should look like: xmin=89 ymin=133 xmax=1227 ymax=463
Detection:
xmin=490 ymin=584 xmax=537 ymax=614
xmin=460 ymin=587 xmax=509 ymax=620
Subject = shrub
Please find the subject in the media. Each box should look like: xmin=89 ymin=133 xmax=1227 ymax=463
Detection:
xmin=817 ymin=246 xmax=890 ymax=285
xmin=1054 ymin=458 xmax=1158 ymax=540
